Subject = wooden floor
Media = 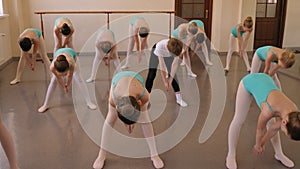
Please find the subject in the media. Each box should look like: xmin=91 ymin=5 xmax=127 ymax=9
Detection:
xmin=0 ymin=51 xmax=299 ymax=169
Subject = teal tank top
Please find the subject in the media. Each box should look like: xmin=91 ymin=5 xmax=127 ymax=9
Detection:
xmin=112 ymin=71 xmax=145 ymax=100
xmin=26 ymin=28 xmax=42 ymax=38
xmin=231 ymin=25 xmax=245 ymax=38
xmin=130 ymin=16 xmax=145 ymax=26
xmin=54 ymin=48 xmax=76 ymax=60
xmin=242 ymin=73 xmax=279 ymax=109
xmin=189 ymin=20 xmax=204 ymax=28
xmin=97 ymin=28 xmax=115 ymax=37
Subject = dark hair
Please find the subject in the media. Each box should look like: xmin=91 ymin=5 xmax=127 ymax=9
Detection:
xmin=195 ymin=33 xmax=205 ymax=44
xmin=139 ymin=27 xmax=149 ymax=38
xmin=167 ymin=38 xmax=183 ymax=56
xmin=61 ymin=23 xmax=71 ymax=36
xmin=286 ymin=111 xmax=300 ymax=140
xmin=19 ymin=37 xmax=32 ymax=52
xmin=188 ymin=22 xmax=198 ymax=35
xmin=116 ymin=96 xmax=141 ymax=125
xmin=54 ymin=55 xmax=69 ymax=73
xmin=100 ymin=41 xmax=112 ymax=54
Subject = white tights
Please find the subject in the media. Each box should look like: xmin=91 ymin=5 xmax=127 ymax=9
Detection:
xmin=250 ymin=53 xmax=282 ymax=90
xmin=224 ymin=34 xmax=251 ymax=71
xmin=226 ymin=81 xmax=293 ymax=169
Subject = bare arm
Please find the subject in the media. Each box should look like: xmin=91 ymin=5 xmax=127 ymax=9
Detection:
xmin=269 ymin=65 xmax=281 ymax=77
xmin=158 ymin=57 xmax=169 ymax=91
xmin=263 ymin=52 xmax=274 ymax=74
xmin=168 ymin=56 xmax=179 ymax=86
xmin=54 ymin=28 xmax=62 ymax=48
xmin=241 ymin=29 xmax=252 ymax=51
xmin=31 ymin=40 xmax=40 ymax=70
xmin=65 ymin=65 xmax=74 ymax=92
xmin=51 ymin=65 xmax=65 ymax=89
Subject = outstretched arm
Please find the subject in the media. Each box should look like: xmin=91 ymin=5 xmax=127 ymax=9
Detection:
xmin=62 ymin=29 xmax=74 ymax=48
xmin=158 ymin=57 xmax=169 ymax=91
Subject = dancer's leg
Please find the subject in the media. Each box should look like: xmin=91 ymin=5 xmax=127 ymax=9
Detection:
xmin=122 ymin=25 xmax=135 ymax=68
xmin=73 ymin=66 xmax=97 ymax=110
xmin=86 ymin=47 xmax=102 ymax=83
xmin=38 ymin=75 xmax=57 ymax=113
xmin=145 ymin=45 xmax=159 ymax=93
xmin=226 ymin=81 xmax=252 ymax=169
xmin=250 ymin=53 xmax=262 ymax=73
xmin=0 ymin=115 xmax=20 ymax=169
xmin=267 ymin=118 xmax=294 ymax=167
xmin=224 ymin=34 xmax=235 ymax=71
xmin=140 ymin=112 xmax=164 ymax=169
xmin=93 ymin=104 xmax=118 ymax=169
xmin=10 ymin=53 xmax=26 ymax=85
xmin=242 ymin=50 xmax=251 ymax=72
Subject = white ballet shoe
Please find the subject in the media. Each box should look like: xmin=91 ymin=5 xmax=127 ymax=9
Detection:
xmin=10 ymin=79 xmax=20 ymax=85
xmin=176 ymin=99 xmax=188 ymax=107
xmin=121 ymin=64 xmax=129 ymax=69
xmin=151 ymin=156 xmax=164 ymax=169
xmin=93 ymin=157 xmax=105 ymax=169
xmin=187 ymin=72 xmax=197 ymax=78
xmin=206 ymin=61 xmax=213 ymax=66
xmin=87 ymin=103 xmax=97 ymax=110
xmin=275 ymin=154 xmax=294 ymax=168
xmin=86 ymin=77 xmax=95 ymax=83
xmin=226 ymin=156 xmax=237 ymax=169
xmin=38 ymin=105 xmax=49 ymax=113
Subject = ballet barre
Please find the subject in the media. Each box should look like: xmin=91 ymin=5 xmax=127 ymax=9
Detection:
xmin=34 ymin=10 xmax=175 ymax=38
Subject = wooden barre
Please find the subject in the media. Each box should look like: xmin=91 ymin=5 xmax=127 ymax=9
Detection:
xmin=35 ymin=10 xmax=175 ymax=38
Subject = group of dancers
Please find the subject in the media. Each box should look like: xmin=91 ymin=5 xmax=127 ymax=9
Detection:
xmin=0 ymin=14 xmax=299 ymax=169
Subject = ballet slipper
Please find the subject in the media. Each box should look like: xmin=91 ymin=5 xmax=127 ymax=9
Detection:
xmin=10 ymin=79 xmax=20 ymax=85
xmin=93 ymin=157 xmax=105 ymax=169
xmin=187 ymin=72 xmax=197 ymax=78
xmin=275 ymin=154 xmax=294 ymax=168
xmin=226 ymin=156 xmax=237 ymax=169
xmin=206 ymin=61 xmax=213 ymax=66
xmin=38 ymin=105 xmax=49 ymax=113
xmin=121 ymin=64 xmax=129 ymax=69
xmin=87 ymin=103 xmax=97 ymax=110
xmin=151 ymin=156 xmax=164 ymax=169
xmin=86 ymin=77 xmax=95 ymax=83
xmin=176 ymin=99 xmax=188 ymax=107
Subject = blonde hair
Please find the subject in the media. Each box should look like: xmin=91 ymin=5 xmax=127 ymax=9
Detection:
xmin=280 ymin=50 xmax=296 ymax=68
xmin=188 ymin=22 xmax=198 ymax=35
xmin=243 ymin=16 xmax=253 ymax=29
xmin=167 ymin=38 xmax=183 ymax=56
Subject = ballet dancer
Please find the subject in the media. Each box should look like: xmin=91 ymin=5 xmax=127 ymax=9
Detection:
xmin=226 ymin=73 xmax=300 ymax=169
xmin=38 ymin=48 xmax=97 ymax=113
xmin=121 ymin=16 xmax=149 ymax=69
xmin=86 ymin=28 xmax=121 ymax=83
xmin=10 ymin=28 xmax=51 ymax=85
xmin=0 ymin=110 xmax=20 ymax=169
xmin=53 ymin=17 xmax=74 ymax=53
xmin=93 ymin=71 xmax=164 ymax=169
xmin=250 ymin=45 xmax=295 ymax=90
xmin=224 ymin=16 xmax=253 ymax=75
xmin=145 ymin=38 xmax=187 ymax=107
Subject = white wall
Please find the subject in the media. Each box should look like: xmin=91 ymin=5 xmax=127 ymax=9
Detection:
xmin=211 ymin=0 xmax=241 ymax=52
xmin=283 ymin=0 xmax=300 ymax=47
xmin=3 ymin=0 xmax=300 ymax=61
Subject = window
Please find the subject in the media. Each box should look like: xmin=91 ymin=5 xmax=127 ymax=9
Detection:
xmin=181 ymin=0 xmax=205 ymax=18
xmin=256 ymin=0 xmax=277 ymax=18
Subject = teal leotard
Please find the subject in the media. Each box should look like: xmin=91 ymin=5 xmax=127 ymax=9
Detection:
xmin=172 ymin=25 xmax=188 ymax=39
xmin=256 ymin=46 xmax=277 ymax=63
xmin=26 ymin=28 xmax=42 ymax=38
xmin=242 ymin=73 xmax=279 ymax=113
xmin=231 ymin=25 xmax=245 ymax=38
xmin=54 ymin=48 xmax=76 ymax=60
xmin=189 ymin=20 xmax=204 ymax=28
xmin=130 ymin=16 xmax=145 ymax=26
xmin=112 ymin=71 xmax=146 ymax=100
xmin=54 ymin=17 xmax=70 ymax=27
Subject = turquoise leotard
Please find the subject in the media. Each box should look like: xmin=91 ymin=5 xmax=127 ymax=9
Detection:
xmin=54 ymin=17 xmax=70 ymax=27
xmin=112 ymin=71 xmax=145 ymax=100
xmin=242 ymin=73 xmax=279 ymax=113
xmin=189 ymin=20 xmax=204 ymax=28
xmin=231 ymin=25 xmax=245 ymax=38
xmin=172 ymin=25 xmax=188 ymax=39
xmin=256 ymin=46 xmax=277 ymax=63
xmin=130 ymin=16 xmax=145 ymax=26
xmin=54 ymin=48 xmax=76 ymax=60
xmin=26 ymin=28 xmax=42 ymax=38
